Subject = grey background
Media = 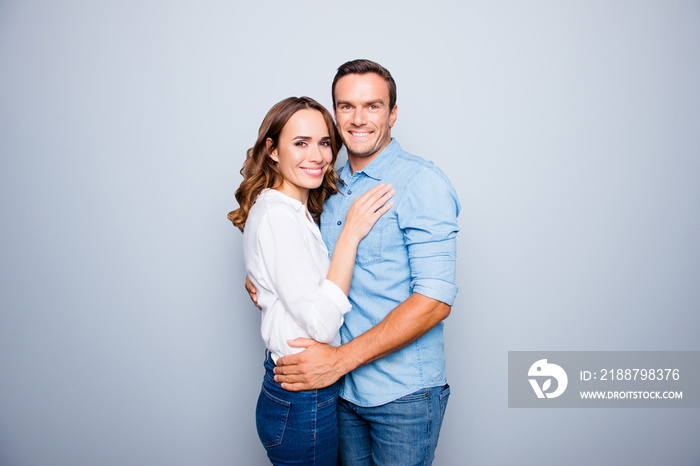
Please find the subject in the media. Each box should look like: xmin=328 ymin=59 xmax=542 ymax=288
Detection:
xmin=1 ymin=1 xmax=699 ymax=465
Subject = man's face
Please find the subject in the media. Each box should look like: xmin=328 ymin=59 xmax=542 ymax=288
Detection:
xmin=333 ymin=73 xmax=397 ymax=165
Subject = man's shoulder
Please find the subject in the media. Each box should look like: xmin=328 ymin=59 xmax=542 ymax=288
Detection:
xmin=390 ymin=148 xmax=452 ymax=185
xmin=395 ymin=150 xmax=437 ymax=170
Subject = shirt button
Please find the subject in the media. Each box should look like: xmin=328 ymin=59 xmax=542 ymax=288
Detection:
xmin=337 ymin=221 xmax=342 ymax=226
xmin=348 ymin=189 xmax=352 ymax=194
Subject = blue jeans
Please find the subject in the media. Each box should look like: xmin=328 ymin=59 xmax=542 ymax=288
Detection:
xmin=337 ymin=384 xmax=450 ymax=466
xmin=256 ymin=351 xmax=341 ymax=466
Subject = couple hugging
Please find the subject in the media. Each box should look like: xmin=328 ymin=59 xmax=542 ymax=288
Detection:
xmin=229 ymin=59 xmax=460 ymax=466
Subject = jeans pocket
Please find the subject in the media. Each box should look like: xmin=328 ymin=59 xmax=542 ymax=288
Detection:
xmin=439 ymin=383 xmax=450 ymax=423
xmin=256 ymin=385 xmax=291 ymax=448
xmin=394 ymin=388 xmax=430 ymax=403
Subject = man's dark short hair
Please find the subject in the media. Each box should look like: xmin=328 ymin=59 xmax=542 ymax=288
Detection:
xmin=331 ymin=59 xmax=397 ymax=111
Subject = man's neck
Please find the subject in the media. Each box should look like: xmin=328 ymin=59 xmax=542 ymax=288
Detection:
xmin=348 ymin=152 xmax=378 ymax=174
xmin=347 ymin=139 xmax=392 ymax=174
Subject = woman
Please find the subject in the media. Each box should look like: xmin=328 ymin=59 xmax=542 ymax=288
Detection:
xmin=228 ymin=96 xmax=393 ymax=465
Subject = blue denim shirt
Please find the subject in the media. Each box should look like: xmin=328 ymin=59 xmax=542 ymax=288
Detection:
xmin=320 ymin=139 xmax=460 ymax=407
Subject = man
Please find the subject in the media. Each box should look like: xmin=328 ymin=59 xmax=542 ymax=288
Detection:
xmin=249 ymin=59 xmax=460 ymax=465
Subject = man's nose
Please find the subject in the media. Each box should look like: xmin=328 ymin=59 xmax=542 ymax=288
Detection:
xmin=351 ymin=108 xmax=366 ymax=126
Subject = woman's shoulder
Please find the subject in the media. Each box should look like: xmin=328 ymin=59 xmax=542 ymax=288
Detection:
xmin=251 ymin=189 xmax=297 ymax=212
xmin=248 ymin=190 xmax=302 ymax=229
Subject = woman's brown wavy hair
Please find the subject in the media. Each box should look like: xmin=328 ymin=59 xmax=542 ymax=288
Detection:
xmin=228 ymin=96 xmax=343 ymax=231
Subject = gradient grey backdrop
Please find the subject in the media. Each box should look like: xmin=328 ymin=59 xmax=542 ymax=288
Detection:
xmin=1 ymin=1 xmax=699 ymax=465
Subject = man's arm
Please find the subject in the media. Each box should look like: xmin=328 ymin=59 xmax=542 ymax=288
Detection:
xmin=273 ymin=292 xmax=450 ymax=391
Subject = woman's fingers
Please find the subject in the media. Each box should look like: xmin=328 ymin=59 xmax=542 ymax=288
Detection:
xmin=355 ymin=183 xmax=391 ymax=204
xmin=354 ymin=183 xmax=394 ymax=212
xmin=341 ymin=183 xmax=395 ymax=241
xmin=371 ymin=199 xmax=394 ymax=221
xmin=369 ymin=188 xmax=395 ymax=211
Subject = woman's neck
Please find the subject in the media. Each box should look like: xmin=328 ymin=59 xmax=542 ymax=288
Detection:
xmin=273 ymin=181 xmax=308 ymax=207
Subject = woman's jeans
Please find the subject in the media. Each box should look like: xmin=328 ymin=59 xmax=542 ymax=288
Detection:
xmin=256 ymin=351 xmax=340 ymax=466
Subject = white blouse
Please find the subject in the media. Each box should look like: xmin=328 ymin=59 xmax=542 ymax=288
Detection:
xmin=242 ymin=189 xmax=351 ymax=362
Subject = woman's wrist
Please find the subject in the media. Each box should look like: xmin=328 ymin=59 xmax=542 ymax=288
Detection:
xmin=336 ymin=227 xmax=361 ymax=247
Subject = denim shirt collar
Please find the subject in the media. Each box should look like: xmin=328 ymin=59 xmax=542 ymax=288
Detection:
xmin=340 ymin=138 xmax=401 ymax=182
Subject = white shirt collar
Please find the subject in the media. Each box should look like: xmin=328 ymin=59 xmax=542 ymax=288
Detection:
xmin=259 ymin=188 xmax=306 ymax=213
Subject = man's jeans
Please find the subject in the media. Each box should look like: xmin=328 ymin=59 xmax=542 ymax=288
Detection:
xmin=255 ymin=351 xmax=341 ymax=466
xmin=338 ymin=384 xmax=450 ymax=466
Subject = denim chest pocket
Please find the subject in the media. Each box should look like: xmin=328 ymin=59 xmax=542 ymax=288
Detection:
xmin=322 ymin=204 xmax=384 ymax=265
xmin=356 ymin=213 xmax=396 ymax=266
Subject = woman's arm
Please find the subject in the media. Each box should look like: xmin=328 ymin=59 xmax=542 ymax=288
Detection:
xmin=252 ymin=184 xmax=393 ymax=344
xmin=326 ymin=183 xmax=394 ymax=295
xmin=245 ymin=184 xmax=394 ymax=305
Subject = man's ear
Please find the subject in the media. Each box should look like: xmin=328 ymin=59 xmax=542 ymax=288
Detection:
xmin=266 ymin=138 xmax=278 ymax=163
xmin=389 ymin=104 xmax=398 ymax=128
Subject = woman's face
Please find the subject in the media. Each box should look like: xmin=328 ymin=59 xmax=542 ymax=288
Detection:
xmin=268 ymin=109 xmax=333 ymax=205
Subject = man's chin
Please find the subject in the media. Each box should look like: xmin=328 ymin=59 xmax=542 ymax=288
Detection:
xmin=345 ymin=144 xmax=377 ymax=159
xmin=347 ymin=151 xmax=373 ymax=158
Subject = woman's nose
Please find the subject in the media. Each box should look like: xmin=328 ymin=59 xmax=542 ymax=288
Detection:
xmin=309 ymin=144 xmax=323 ymax=162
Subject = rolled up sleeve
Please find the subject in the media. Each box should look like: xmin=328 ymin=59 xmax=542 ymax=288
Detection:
xmin=398 ymin=168 xmax=461 ymax=306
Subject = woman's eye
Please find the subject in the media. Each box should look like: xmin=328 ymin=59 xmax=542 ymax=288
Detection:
xmin=295 ymin=141 xmax=307 ymax=147
xmin=320 ymin=141 xmax=330 ymax=147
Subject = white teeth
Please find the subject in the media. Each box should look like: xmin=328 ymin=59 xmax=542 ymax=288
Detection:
xmin=351 ymin=132 xmax=371 ymax=137
xmin=301 ymin=168 xmax=322 ymax=174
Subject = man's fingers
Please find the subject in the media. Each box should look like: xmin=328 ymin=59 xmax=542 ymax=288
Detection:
xmin=273 ymin=369 xmax=305 ymax=384
xmin=274 ymin=339 xmax=317 ymax=368
xmin=274 ymin=371 xmax=312 ymax=391
xmin=275 ymin=350 xmax=303 ymax=368
xmin=286 ymin=337 xmax=317 ymax=348
xmin=245 ymin=275 xmax=256 ymax=293
xmin=280 ymin=382 xmax=307 ymax=392
xmin=273 ymin=365 xmax=292 ymax=376
xmin=244 ymin=276 xmax=261 ymax=309
xmin=273 ymin=368 xmax=299 ymax=380
xmin=249 ymin=292 xmax=261 ymax=310
xmin=274 ymin=355 xmax=294 ymax=368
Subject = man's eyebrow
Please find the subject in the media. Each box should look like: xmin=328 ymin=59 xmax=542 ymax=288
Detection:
xmin=335 ymin=99 xmax=385 ymax=106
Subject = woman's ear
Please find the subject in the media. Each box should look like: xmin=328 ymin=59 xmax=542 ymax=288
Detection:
xmin=266 ymin=138 xmax=278 ymax=163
